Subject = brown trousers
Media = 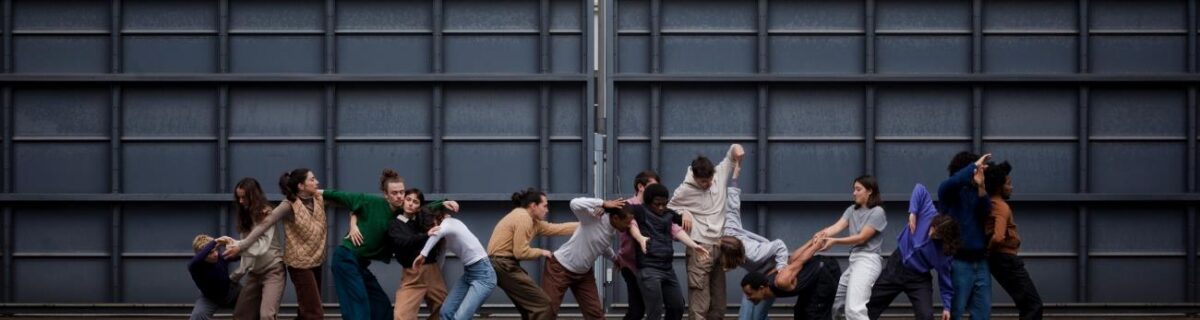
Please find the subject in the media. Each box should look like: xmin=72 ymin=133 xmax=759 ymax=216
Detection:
xmin=540 ymin=256 xmax=605 ymax=320
xmin=233 ymin=263 xmax=287 ymax=320
xmin=394 ymin=263 xmax=448 ymax=320
xmin=491 ymin=256 xmax=553 ymax=320
xmin=287 ymin=266 xmax=325 ymax=320
xmin=687 ymin=243 xmax=726 ymax=320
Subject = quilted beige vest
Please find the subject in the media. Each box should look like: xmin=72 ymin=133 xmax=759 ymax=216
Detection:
xmin=282 ymin=194 xmax=327 ymax=269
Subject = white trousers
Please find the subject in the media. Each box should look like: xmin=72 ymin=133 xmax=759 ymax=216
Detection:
xmin=833 ymin=251 xmax=883 ymax=320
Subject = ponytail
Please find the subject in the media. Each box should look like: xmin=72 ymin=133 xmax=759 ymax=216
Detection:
xmin=279 ymin=168 xmax=311 ymax=202
xmin=510 ymin=188 xmax=546 ymax=208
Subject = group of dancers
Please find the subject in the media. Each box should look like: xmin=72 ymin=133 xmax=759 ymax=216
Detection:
xmin=187 ymin=144 xmax=1042 ymax=320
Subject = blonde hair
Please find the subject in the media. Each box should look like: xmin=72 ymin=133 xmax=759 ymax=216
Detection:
xmin=192 ymin=234 xmax=214 ymax=253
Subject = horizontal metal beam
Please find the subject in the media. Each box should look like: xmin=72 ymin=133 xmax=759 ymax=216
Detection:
xmin=613 ymin=193 xmax=1200 ymax=203
xmin=1 ymin=303 xmax=1197 ymax=318
xmin=612 ymin=74 xmax=1200 ymax=84
xmin=3 ymin=193 xmax=1200 ymax=203
xmin=0 ymin=193 xmax=596 ymax=203
xmin=0 ymin=74 xmax=589 ymax=83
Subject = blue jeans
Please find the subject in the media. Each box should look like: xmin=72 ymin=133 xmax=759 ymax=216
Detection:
xmin=738 ymin=295 xmax=773 ymax=320
xmin=442 ymin=259 xmax=497 ymax=320
xmin=332 ymin=246 xmax=392 ymax=320
xmin=951 ymin=259 xmax=991 ymax=320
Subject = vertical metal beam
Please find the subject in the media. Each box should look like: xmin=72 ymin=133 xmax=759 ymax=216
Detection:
xmin=433 ymin=0 xmax=443 ymax=74
xmin=650 ymin=0 xmax=660 ymax=74
xmin=583 ymin=0 xmax=595 ymax=196
xmin=864 ymin=0 xmax=876 ymax=176
xmin=540 ymin=0 xmax=550 ymax=74
xmin=757 ymin=85 xmax=767 ymax=193
xmin=432 ymin=0 xmax=445 ymax=193
xmin=1189 ymin=85 xmax=1198 ymax=302
xmin=323 ymin=83 xmax=336 ymax=302
xmin=756 ymin=0 xmax=769 ymax=194
xmin=1079 ymin=0 xmax=1089 ymax=74
xmin=1 ymin=0 xmax=11 ymax=302
xmin=539 ymin=0 xmax=550 ymax=192
xmin=109 ymin=0 xmax=123 ymax=302
xmin=971 ymin=0 xmax=983 ymax=155
xmin=218 ymin=0 xmax=229 ymax=74
xmin=322 ymin=0 xmax=338 ymax=302
xmin=325 ymin=0 xmax=335 ymax=75
xmin=540 ymin=85 xmax=551 ymax=191
xmin=973 ymin=86 xmax=982 ymax=154
xmin=111 ymin=0 xmax=121 ymax=74
xmin=2 ymin=0 xmax=10 ymax=73
xmin=1188 ymin=0 xmax=1196 ymax=75
xmin=2 ymin=85 xmax=11 ymax=302
xmin=865 ymin=0 xmax=875 ymax=74
xmin=433 ymin=85 xmax=444 ymax=193
xmin=1077 ymin=0 xmax=1090 ymax=302
xmin=215 ymin=0 xmax=231 ymax=300
xmin=1078 ymin=85 xmax=1090 ymax=302
xmin=650 ymin=84 xmax=661 ymax=174
xmin=757 ymin=0 xmax=767 ymax=74
xmin=972 ymin=0 xmax=982 ymax=74
xmin=865 ymin=86 xmax=875 ymax=176
xmin=604 ymin=0 xmax=618 ymax=196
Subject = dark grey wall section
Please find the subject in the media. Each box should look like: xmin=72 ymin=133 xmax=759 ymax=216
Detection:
xmin=2 ymin=0 xmax=1199 ymax=314
xmin=605 ymin=0 xmax=1199 ymax=310
xmin=0 ymin=0 xmax=594 ymax=307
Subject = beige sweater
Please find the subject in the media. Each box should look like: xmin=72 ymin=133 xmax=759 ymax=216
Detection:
xmin=667 ymin=145 xmax=736 ymax=245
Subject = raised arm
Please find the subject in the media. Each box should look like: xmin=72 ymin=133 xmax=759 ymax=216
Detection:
xmin=776 ymin=237 xmax=825 ymax=290
xmin=227 ymin=202 xmax=293 ymax=258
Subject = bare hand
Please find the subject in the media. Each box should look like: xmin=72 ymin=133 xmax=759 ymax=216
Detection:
xmin=941 ymin=309 xmax=950 ymax=320
xmin=681 ymin=210 xmax=694 ymax=233
xmin=541 ymin=249 xmax=554 ymax=258
xmin=215 ymin=236 xmax=236 ymax=245
xmin=908 ymin=214 xmax=917 ymax=234
xmin=413 ymin=255 xmax=426 ymax=269
xmin=603 ymin=198 xmax=627 ymax=210
xmin=813 ymin=230 xmax=828 ymax=239
xmin=975 ymin=153 xmax=993 ymax=167
xmin=222 ymin=243 xmax=242 ymax=259
xmin=637 ymin=236 xmax=649 ymax=253
xmin=767 ymin=268 xmax=781 ymax=276
xmin=731 ymin=144 xmax=745 ymax=164
xmin=345 ymin=225 xmax=364 ymax=247
xmin=818 ymin=238 xmax=835 ymax=252
xmin=443 ymin=201 xmax=460 ymax=212
xmin=691 ymin=245 xmax=711 ymax=259
xmin=427 ymin=226 xmax=441 ymax=236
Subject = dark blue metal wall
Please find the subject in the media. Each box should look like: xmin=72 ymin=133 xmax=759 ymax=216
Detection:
xmin=0 ymin=0 xmax=596 ymax=309
xmin=602 ymin=0 xmax=1200 ymax=313
xmin=1 ymin=0 xmax=1199 ymax=316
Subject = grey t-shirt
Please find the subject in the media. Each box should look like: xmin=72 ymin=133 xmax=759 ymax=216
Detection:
xmin=841 ymin=205 xmax=887 ymax=254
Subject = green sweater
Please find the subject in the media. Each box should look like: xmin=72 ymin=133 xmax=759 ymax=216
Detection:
xmin=323 ymin=189 xmax=402 ymax=262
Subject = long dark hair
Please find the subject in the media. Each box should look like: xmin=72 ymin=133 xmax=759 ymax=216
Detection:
xmin=279 ymin=168 xmax=312 ymax=202
xmin=235 ymin=177 xmax=271 ymax=234
xmin=930 ymin=214 xmax=962 ymax=256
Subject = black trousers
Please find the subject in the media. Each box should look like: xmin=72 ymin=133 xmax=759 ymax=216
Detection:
xmin=794 ymin=256 xmax=842 ymax=320
xmin=867 ymin=250 xmax=934 ymax=320
xmin=621 ymin=267 xmax=645 ymax=320
xmin=989 ymin=252 xmax=1044 ymax=320
xmin=639 ymin=266 xmax=684 ymax=320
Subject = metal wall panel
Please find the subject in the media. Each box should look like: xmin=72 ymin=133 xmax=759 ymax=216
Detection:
xmin=605 ymin=0 xmax=1200 ymax=313
xmin=1 ymin=0 xmax=594 ymax=308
